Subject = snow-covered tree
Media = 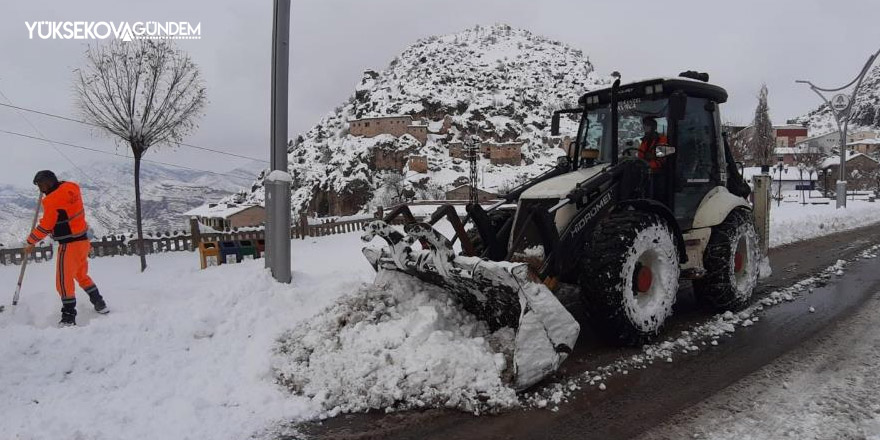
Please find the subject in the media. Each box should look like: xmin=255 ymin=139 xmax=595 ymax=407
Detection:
xmin=75 ymin=40 xmax=207 ymax=272
xmin=749 ymin=85 xmax=775 ymax=166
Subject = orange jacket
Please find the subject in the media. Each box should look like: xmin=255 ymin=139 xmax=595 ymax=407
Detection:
xmin=27 ymin=181 xmax=89 ymax=245
xmin=639 ymin=134 xmax=668 ymax=171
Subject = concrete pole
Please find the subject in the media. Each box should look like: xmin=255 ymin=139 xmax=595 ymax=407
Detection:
xmin=265 ymin=0 xmax=292 ymax=283
xmin=753 ymin=170 xmax=772 ymax=257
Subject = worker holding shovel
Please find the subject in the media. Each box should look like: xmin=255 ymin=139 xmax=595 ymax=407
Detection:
xmin=23 ymin=170 xmax=108 ymax=327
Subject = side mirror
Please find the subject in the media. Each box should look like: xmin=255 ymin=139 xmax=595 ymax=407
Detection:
xmin=669 ymin=91 xmax=687 ymax=120
xmin=556 ymin=155 xmax=571 ymax=167
xmin=551 ymin=112 xmax=560 ymax=136
xmin=655 ymin=145 xmax=676 ymax=158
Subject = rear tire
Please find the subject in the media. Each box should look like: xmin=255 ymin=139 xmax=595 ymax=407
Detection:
xmin=694 ymin=209 xmax=759 ymax=310
xmin=580 ymin=210 xmax=680 ymax=345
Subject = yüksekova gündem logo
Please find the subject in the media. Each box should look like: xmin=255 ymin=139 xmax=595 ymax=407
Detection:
xmin=25 ymin=21 xmax=201 ymax=41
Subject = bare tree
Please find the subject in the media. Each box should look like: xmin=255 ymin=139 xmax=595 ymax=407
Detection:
xmin=75 ymin=40 xmax=206 ymax=272
xmin=748 ymin=84 xmax=775 ymax=166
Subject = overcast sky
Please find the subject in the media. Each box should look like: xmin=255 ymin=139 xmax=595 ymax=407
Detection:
xmin=1 ymin=0 xmax=878 ymax=187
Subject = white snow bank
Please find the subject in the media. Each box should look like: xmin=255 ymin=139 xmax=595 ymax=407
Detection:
xmin=0 ymin=233 xmax=375 ymax=440
xmin=272 ymin=270 xmax=518 ymax=417
xmin=770 ymin=199 xmax=880 ymax=247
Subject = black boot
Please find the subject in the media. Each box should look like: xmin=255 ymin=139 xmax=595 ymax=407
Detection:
xmin=85 ymin=285 xmax=109 ymax=314
xmin=59 ymin=298 xmax=77 ymax=327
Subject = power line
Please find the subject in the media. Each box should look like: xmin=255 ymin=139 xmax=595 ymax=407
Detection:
xmin=0 ymin=128 xmax=257 ymax=183
xmin=0 ymin=87 xmax=96 ymax=185
xmin=0 ymin=101 xmax=270 ymax=164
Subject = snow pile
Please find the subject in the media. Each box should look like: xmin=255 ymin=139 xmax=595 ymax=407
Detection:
xmin=272 ymin=270 xmax=518 ymax=417
xmin=770 ymin=199 xmax=880 ymax=247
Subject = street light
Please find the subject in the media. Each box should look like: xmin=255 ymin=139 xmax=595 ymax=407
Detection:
xmin=795 ymin=47 xmax=880 ymax=209
xmin=798 ymin=162 xmax=806 ymax=205
xmin=775 ymin=160 xmax=785 ymax=207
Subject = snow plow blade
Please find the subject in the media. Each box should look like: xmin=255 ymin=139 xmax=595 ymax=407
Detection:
xmin=362 ymin=220 xmax=580 ymax=390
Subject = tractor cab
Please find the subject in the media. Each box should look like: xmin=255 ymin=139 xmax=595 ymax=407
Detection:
xmin=553 ymin=74 xmax=736 ymax=230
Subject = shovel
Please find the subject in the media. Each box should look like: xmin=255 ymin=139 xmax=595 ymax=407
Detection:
xmin=2 ymin=192 xmax=43 ymax=313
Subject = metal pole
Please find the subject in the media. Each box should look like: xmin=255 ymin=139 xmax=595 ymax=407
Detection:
xmin=266 ymin=0 xmax=292 ymax=283
xmin=796 ymin=47 xmax=880 ymax=209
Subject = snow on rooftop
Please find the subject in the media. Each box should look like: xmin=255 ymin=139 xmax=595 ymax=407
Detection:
xmin=183 ymin=203 xmax=262 ymax=219
xmin=819 ymin=151 xmax=876 ymax=168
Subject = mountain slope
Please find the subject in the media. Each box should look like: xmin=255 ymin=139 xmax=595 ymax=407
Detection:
xmin=238 ymin=24 xmax=608 ymax=216
xmin=0 ymin=161 xmax=247 ymax=246
xmin=798 ymin=64 xmax=880 ymax=135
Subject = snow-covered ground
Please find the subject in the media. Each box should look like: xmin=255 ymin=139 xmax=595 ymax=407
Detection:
xmin=0 ymin=234 xmax=375 ymax=440
xmin=769 ymin=197 xmax=880 ymax=247
xmin=2 ymin=200 xmax=880 ymax=439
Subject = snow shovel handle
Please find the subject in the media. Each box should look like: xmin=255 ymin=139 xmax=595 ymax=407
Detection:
xmin=12 ymin=192 xmax=42 ymax=306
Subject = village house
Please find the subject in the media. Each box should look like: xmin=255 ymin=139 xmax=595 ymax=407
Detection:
xmin=408 ymin=155 xmax=428 ymax=173
xmin=184 ymin=203 xmax=265 ymax=231
xmin=773 ymin=124 xmax=809 ymax=149
xmin=820 ymin=151 xmax=880 ymax=191
xmin=742 ymin=166 xmax=818 ymax=192
xmin=484 ymin=141 xmax=523 ymax=165
xmin=797 ymin=130 xmax=879 ymax=156
xmin=348 ymin=115 xmax=429 ymax=145
xmin=446 ymin=140 xmax=523 ymax=165
xmin=847 ymin=138 xmax=880 ymax=156
xmin=445 ymin=184 xmax=498 ymax=202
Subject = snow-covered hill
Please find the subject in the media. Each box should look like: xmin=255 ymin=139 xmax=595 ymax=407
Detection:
xmin=238 ymin=24 xmax=608 ymax=216
xmin=798 ymin=64 xmax=880 ymax=135
xmin=0 ymin=161 xmax=249 ymax=246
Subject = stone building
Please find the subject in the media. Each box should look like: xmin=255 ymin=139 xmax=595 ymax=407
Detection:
xmin=445 ymin=184 xmax=498 ymax=202
xmin=349 ymin=115 xmax=428 ymax=145
xmin=373 ymin=148 xmax=409 ymax=171
xmin=483 ymin=142 xmax=523 ymax=166
xmin=408 ymin=155 xmax=428 ymax=173
xmin=820 ymin=151 xmax=880 ymax=191
xmin=447 ymin=140 xmax=523 ymax=165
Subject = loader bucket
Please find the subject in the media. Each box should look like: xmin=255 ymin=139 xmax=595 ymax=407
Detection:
xmin=361 ymin=220 xmax=580 ymax=390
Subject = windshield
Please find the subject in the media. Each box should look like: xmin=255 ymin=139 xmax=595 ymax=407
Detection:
xmin=576 ymin=97 xmax=670 ymax=163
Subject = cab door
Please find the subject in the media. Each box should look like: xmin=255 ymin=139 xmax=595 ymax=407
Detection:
xmin=673 ymin=97 xmax=721 ymax=230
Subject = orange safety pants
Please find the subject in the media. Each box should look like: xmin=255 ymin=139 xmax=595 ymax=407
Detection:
xmin=55 ymin=240 xmax=95 ymax=300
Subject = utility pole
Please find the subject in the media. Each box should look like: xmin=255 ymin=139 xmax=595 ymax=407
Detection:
xmin=796 ymin=47 xmax=880 ymax=209
xmin=265 ymin=0 xmax=292 ymax=283
xmin=465 ymin=136 xmax=480 ymax=204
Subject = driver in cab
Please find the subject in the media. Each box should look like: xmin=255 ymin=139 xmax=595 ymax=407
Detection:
xmin=638 ymin=116 xmax=667 ymax=172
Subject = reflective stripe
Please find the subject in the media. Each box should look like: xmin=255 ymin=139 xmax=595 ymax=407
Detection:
xmin=84 ymin=285 xmax=98 ymax=294
xmin=56 ymin=210 xmax=84 ymax=224
xmin=52 ymin=230 xmax=88 ymax=241
xmin=28 ymin=233 xmax=39 ymax=243
xmin=62 ymin=298 xmax=76 ymax=304
xmin=58 ymin=244 xmax=67 ymax=298
xmin=36 ymin=226 xmax=50 ymax=234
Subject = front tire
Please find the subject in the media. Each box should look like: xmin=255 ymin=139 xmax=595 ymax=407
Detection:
xmin=694 ymin=209 xmax=760 ymax=310
xmin=580 ymin=210 xmax=680 ymax=345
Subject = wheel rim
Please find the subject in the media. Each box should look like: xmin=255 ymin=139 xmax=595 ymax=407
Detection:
xmin=635 ymin=263 xmax=653 ymax=293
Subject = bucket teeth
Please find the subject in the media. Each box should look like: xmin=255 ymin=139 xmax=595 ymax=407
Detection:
xmin=361 ymin=219 xmax=580 ymax=390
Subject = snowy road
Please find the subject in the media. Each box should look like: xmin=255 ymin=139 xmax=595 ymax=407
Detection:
xmin=638 ymin=290 xmax=880 ymax=440
xmin=305 ymin=222 xmax=880 ymax=440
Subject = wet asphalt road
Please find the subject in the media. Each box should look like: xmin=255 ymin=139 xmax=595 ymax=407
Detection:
xmin=299 ymin=222 xmax=880 ymax=440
